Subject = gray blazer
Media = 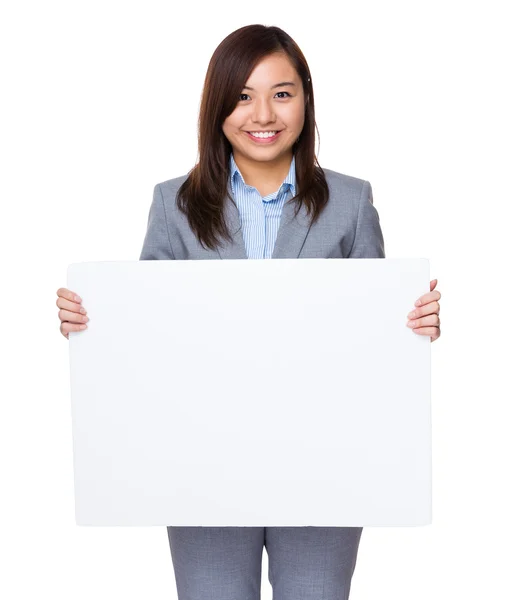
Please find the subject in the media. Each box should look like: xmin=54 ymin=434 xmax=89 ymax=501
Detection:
xmin=139 ymin=168 xmax=385 ymax=261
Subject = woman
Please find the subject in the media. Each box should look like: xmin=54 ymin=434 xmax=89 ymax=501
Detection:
xmin=56 ymin=24 xmax=441 ymax=600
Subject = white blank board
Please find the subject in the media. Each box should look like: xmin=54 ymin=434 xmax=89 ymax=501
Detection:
xmin=67 ymin=258 xmax=431 ymax=527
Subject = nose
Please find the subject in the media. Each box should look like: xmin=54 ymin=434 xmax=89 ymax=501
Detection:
xmin=251 ymin=97 xmax=276 ymax=125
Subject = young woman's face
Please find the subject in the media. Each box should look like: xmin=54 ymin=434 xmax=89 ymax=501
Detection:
xmin=222 ymin=52 xmax=306 ymax=164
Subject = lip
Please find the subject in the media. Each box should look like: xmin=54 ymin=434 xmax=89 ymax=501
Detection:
xmin=244 ymin=130 xmax=283 ymax=144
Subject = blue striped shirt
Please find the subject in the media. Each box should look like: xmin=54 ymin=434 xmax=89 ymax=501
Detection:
xmin=229 ymin=152 xmax=296 ymax=259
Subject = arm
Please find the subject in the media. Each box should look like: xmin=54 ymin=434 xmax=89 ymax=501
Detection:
xmin=139 ymin=184 xmax=176 ymax=260
xmin=348 ymin=180 xmax=385 ymax=259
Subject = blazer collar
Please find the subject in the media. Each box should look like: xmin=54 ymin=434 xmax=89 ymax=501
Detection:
xmin=216 ymin=163 xmax=312 ymax=260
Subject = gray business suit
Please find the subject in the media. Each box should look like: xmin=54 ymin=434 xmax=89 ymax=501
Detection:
xmin=139 ymin=169 xmax=385 ymax=262
xmin=139 ymin=167 xmax=385 ymax=600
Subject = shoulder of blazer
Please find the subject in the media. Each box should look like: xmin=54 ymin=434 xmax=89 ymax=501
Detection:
xmin=157 ymin=173 xmax=190 ymax=196
xmin=322 ymin=167 xmax=368 ymax=197
xmin=154 ymin=167 xmax=370 ymax=209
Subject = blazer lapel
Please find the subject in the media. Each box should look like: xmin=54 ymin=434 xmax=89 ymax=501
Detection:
xmin=216 ymin=180 xmax=312 ymax=260
xmin=271 ymin=188 xmax=312 ymax=259
xmin=215 ymin=179 xmax=248 ymax=260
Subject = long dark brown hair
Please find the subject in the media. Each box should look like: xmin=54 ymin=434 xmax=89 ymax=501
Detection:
xmin=176 ymin=24 xmax=330 ymax=251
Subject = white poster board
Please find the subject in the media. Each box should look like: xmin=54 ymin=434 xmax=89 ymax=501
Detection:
xmin=67 ymin=258 xmax=431 ymax=527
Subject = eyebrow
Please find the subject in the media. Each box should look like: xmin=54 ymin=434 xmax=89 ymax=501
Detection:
xmin=242 ymin=81 xmax=296 ymax=91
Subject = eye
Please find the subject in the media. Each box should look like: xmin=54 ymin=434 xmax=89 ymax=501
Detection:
xmin=238 ymin=91 xmax=293 ymax=101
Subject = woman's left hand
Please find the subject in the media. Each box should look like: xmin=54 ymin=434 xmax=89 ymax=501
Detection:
xmin=407 ymin=279 xmax=441 ymax=342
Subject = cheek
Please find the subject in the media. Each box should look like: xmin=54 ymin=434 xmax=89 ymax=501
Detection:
xmin=223 ymin=109 xmax=244 ymax=130
xmin=279 ymin=105 xmax=304 ymax=128
xmin=291 ymin=105 xmax=306 ymax=125
xmin=221 ymin=121 xmax=238 ymax=144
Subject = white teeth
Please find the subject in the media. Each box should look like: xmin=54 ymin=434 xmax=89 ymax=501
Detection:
xmin=249 ymin=131 xmax=278 ymax=138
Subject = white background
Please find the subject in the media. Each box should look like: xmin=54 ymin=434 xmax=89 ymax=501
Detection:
xmin=1 ymin=1 xmax=507 ymax=598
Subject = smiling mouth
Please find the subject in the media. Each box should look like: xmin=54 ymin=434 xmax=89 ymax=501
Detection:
xmin=244 ymin=130 xmax=283 ymax=140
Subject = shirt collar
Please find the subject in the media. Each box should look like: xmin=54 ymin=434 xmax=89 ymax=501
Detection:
xmin=229 ymin=152 xmax=296 ymax=197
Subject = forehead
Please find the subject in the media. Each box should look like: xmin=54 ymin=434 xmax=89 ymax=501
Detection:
xmin=245 ymin=53 xmax=299 ymax=87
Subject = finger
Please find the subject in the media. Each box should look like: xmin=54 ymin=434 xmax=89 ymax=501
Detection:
xmin=408 ymin=300 xmax=440 ymax=320
xmin=407 ymin=314 xmax=440 ymax=329
xmin=58 ymin=308 xmax=89 ymax=324
xmin=414 ymin=289 xmax=441 ymax=307
xmin=410 ymin=326 xmax=440 ymax=342
xmin=60 ymin=321 xmax=88 ymax=338
xmin=430 ymin=279 xmax=438 ymax=291
xmin=56 ymin=295 xmax=87 ymax=314
xmin=56 ymin=288 xmax=82 ymax=303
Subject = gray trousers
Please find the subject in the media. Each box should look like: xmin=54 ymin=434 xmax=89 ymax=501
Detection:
xmin=167 ymin=526 xmax=363 ymax=600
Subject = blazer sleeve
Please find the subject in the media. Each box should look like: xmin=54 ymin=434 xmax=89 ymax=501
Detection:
xmin=139 ymin=184 xmax=176 ymax=260
xmin=348 ymin=180 xmax=385 ymax=258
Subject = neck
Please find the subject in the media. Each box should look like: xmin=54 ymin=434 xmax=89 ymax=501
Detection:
xmin=233 ymin=150 xmax=293 ymax=189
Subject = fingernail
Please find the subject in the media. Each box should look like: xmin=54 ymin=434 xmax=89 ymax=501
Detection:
xmin=80 ymin=307 xmax=87 ymax=314
xmin=408 ymin=311 xmax=416 ymax=318
xmin=75 ymin=295 xmax=82 ymax=302
xmin=415 ymin=300 xmax=422 ymax=306
xmin=79 ymin=324 xmax=87 ymax=329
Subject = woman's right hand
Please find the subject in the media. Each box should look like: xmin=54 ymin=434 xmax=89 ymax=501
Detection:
xmin=56 ymin=288 xmax=89 ymax=339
